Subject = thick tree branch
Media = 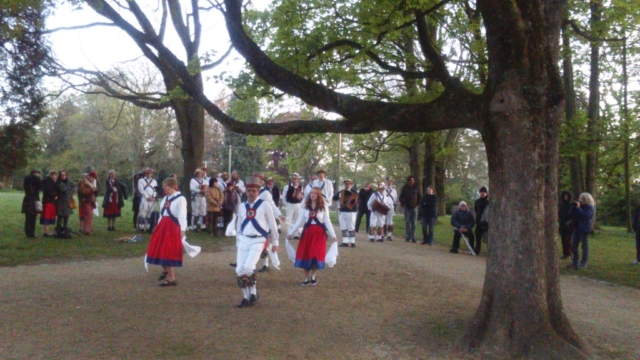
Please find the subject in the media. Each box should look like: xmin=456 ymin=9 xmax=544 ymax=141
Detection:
xmin=415 ymin=11 xmax=452 ymax=86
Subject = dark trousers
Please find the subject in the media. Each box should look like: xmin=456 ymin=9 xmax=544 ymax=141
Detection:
xmin=355 ymin=209 xmax=371 ymax=233
xmin=474 ymin=227 xmax=485 ymax=255
xmin=132 ymin=195 xmax=141 ymax=229
xmin=56 ymin=216 xmax=69 ymax=230
xmin=452 ymin=230 xmax=475 ymax=252
xmin=207 ymin=211 xmax=220 ymax=235
xmin=25 ymin=213 xmax=37 ymax=237
xmin=635 ymin=231 xmax=640 ymax=262
xmin=223 ymin=209 xmax=234 ymax=231
xmin=560 ymin=232 xmax=572 ymax=257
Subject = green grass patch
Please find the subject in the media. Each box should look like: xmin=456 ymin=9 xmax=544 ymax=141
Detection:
xmin=0 ymin=191 xmax=235 ymax=266
xmin=329 ymin=209 xmax=640 ymax=288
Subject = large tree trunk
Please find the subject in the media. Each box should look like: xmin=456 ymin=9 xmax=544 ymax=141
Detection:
xmin=466 ymin=1 xmax=587 ymax=357
xmin=434 ymin=159 xmax=446 ymax=216
xmin=584 ymin=0 xmax=601 ymax=197
xmin=173 ymin=97 xmax=205 ymax=203
xmin=423 ymin=136 xmax=435 ymax=193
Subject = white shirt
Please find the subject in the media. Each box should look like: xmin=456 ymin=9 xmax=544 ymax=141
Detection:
xmin=288 ymin=205 xmax=336 ymax=238
xmin=216 ymin=177 xmax=227 ymax=192
xmin=230 ymin=178 xmax=246 ymax=194
xmin=367 ymin=191 xmax=394 ymax=213
xmin=158 ymin=192 xmax=188 ymax=231
xmin=235 ymin=198 xmax=279 ymax=246
xmin=312 ymin=179 xmax=334 ymax=205
xmin=385 ymin=186 xmax=398 ymax=206
xmin=190 ymin=177 xmax=206 ymax=197
xmin=259 ymin=187 xmax=282 ymax=217
xmin=138 ymin=177 xmax=157 ymax=200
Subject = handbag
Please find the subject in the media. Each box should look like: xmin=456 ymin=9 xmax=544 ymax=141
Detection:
xmin=69 ymin=196 xmax=77 ymax=210
xmin=35 ymin=200 xmax=43 ymax=213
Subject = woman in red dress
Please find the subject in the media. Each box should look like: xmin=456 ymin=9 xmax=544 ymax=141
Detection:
xmin=102 ymin=170 xmax=128 ymax=231
xmin=287 ymin=187 xmax=337 ymax=286
xmin=146 ymin=177 xmax=187 ymax=286
xmin=40 ymin=170 xmax=59 ymax=237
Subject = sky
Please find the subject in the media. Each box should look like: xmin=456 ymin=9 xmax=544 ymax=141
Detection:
xmin=45 ymin=0 xmax=272 ymax=101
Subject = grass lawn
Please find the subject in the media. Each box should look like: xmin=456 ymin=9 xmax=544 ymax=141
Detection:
xmin=0 ymin=190 xmax=235 ymax=267
xmin=2 ymin=191 xmax=638 ymax=288
xmin=329 ymin=209 xmax=640 ymax=288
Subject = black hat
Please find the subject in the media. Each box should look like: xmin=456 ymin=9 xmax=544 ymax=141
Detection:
xmin=479 ymin=186 xmax=488 ymax=193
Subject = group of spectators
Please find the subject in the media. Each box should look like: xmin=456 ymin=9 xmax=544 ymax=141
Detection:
xmin=22 ymin=169 xmax=128 ymax=238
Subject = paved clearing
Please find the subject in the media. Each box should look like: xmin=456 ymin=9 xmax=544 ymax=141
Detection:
xmin=1 ymin=231 xmax=639 ymax=359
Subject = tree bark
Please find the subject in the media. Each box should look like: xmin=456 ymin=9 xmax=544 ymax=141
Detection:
xmin=423 ymin=137 xmax=435 ymax=193
xmin=465 ymin=1 xmax=587 ymax=357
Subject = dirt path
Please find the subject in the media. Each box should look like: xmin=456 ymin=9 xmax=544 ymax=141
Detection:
xmin=1 ymin=231 xmax=638 ymax=359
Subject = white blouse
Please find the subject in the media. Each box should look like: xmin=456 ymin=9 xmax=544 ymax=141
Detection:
xmin=288 ymin=205 xmax=336 ymax=238
xmin=158 ymin=192 xmax=188 ymax=231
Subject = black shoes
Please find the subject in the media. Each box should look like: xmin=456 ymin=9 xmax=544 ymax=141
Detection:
xmin=376 ymin=239 xmax=384 ymax=242
xmin=238 ymin=298 xmax=250 ymax=308
xmin=158 ymin=271 xmax=168 ymax=281
xmin=249 ymin=294 xmax=258 ymax=305
xmin=339 ymin=243 xmax=349 ymax=247
xmin=229 ymin=263 xmax=237 ymax=267
xmin=301 ymin=279 xmax=311 ymax=286
xmin=350 ymin=244 xmax=356 ymax=248
xmin=450 ymin=249 xmax=459 ymax=254
xmin=369 ymin=239 xmax=374 ymax=242
xmin=158 ymin=280 xmax=177 ymax=287
xmin=310 ymin=278 xmax=317 ymax=286
xmin=258 ymin=265 xmax=269 ymax=272
xmin=411 ymin=239 xmax=416 ymax=243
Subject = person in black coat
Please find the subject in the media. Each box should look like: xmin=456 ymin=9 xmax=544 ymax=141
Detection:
xmin=103 ymin=170 xmax=128 ymax=231
xmin=420 ymin=186 xmax=438 ymax=245
xmin=473 ymin=186 xmax=490 ymax=255
xmin=266 ymin=178 xmax=280 ymax=206
xmin=22 ymin=170 xmax=43 ymax=238
xmin=631 ymin=198 xmax=640 ymax=265
xmin=355 ymin=182 xmax=374 ymax=233
xmin=55 ymin=171 xmax=75 ymax=233
xmin=557 ymin=191 xmax=573 ymax=259
xmin=450 ymin=201 xmax=475 ymax=254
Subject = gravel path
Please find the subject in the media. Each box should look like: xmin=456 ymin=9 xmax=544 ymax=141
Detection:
xmin=1 ymin=231 xmax=638 ymax=359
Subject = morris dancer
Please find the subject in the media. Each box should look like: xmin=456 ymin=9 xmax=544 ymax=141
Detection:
xmin=217 ymin=172 xmax=230 ymax=192
xmin=333 ymin=179 xmax=358 ymax=247
xmin=287 ymin=187 xmax=337 ymax=286
xmin=234 ymin=176 xmax=279 ymax=308
xmin=131 ymin=169 xmax=145 ymax=231
xmin=282 ymin=173 xmax=304 ymax=238
xmin=383 ymin=177 xmax=398 ymax=241
xmin=312 ymin=170 xmax=334 ymax=206
xmin=189 ymin=168 xmax=207 ymax=232
xmin=137 ymin=168 xmax=157 ymax=231
xmin=146 ymin=177 xmax=187 ymax=286
xmin=252 ymin=171 xmax=286 ymax=272
xmin=102 ymin=170 xmax=128 ymax=231
xmin=367 ymin=183 xmax=394 ymax=242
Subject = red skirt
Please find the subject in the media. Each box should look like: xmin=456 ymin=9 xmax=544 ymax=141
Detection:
xmin=40 ymin=203 xmax=57 ymax=225
xmin=103 ymin=193 xmax=121 ymax=218
xmin=295 ymin=224 xmax=327 ymax=270
xmin=146 ymin=217 xmax=183 ymax=267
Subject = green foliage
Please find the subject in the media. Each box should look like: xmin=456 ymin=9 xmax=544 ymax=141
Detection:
xmin=222 ymin=97 xmax=264 ymax=176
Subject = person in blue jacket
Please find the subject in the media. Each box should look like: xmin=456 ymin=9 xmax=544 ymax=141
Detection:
xmin=567 ymin=192 xmax=595 ymax=269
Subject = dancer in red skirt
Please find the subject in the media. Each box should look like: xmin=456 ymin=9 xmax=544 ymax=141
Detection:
xmin=40 ymin=170 xmax=59 ymax=237
xmin=287 ymin=187 xmax=337 ymax=286
xmin=102 ymin=170 xmax=128 ymax=231
xmin=146 ymin=177 xmax=187 ymax=286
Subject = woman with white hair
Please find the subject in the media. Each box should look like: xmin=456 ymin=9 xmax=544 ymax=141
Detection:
xmin=102 ymin=170 xmax=128 ymax=231
xmin=567 ymin=192 xmax=595 ymax=269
